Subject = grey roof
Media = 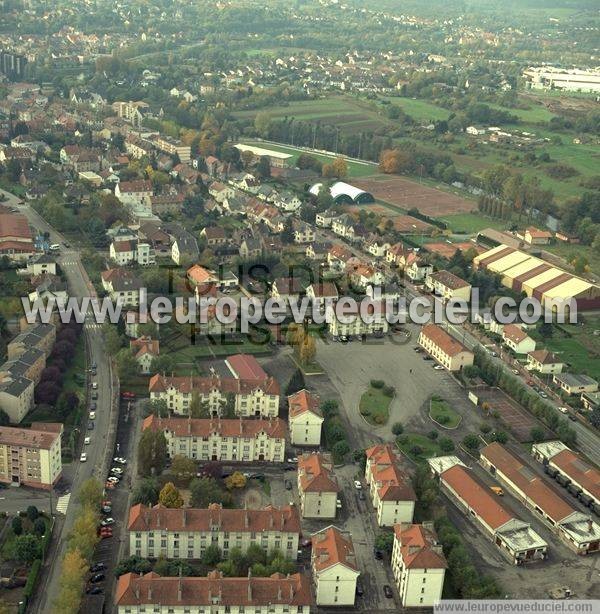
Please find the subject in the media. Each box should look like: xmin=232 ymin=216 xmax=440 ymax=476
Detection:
xmin=2 ymin=360 xmax=29 ymax=378
xmin=13 ymin=347 xmax=44 ymax=366
xmin=0 ymin=375 xmax=33 ymax=397
xmin=554 ymin=373 xmax=598 ymax=387
xmin=27 ymin=323 xmax=55 ymax=340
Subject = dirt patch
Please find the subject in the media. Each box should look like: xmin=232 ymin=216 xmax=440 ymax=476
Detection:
xmin=242 ymin=487 xmax=267 ymax=509
xmin=475 ymin=387 xmax=550 ymax=443
xmin=353 ymin=175 xmax=476 ymax=217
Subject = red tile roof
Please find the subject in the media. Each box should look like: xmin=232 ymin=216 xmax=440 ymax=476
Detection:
xmin=142 ymin=415 xmax=286 ymax=439
xmin=0 ymin=424 xmax=60 ymax=450
xmin=550 ymin=449 xmax=600 ymax=502
xmin=503 ymin=324 xmax=530 ymax=344
xmin=118 ymin=179 xmax=152 ymax=193
xmin=440 ymin=464 xmax=514 ymax=530
xmin=0 ymin=213 xmax=32 ymax=241
xmin=288 ymin=389 xmax=321 ymax=419
xmin=226 ymin=354 xmax=268 ymax=382
xmin=481 ymin=442 xmax=574 ymax=524
xmin=420 ymin=324 xmax=470 ymax=358
xmin=429 ymin=269 xmax=470 ymax=290
xmin=312 ymin=526 xmax=358 ymax=572
xmin=298 ymin=453 xmax=339 ymax=493
xmin=393 ymin=524 xmax=447 ymax=569
xmin=527 ymin=349 xmax=562 ymax=365
xmin=148 ymin=373 xmax=279 ymax=396
xmin=366 ymin=444 xmax=416 ymax=502
xmin=128 ymin=503 xmax=300 ymax=534
xmin=115 ymin=571 xmax=311 ymax=607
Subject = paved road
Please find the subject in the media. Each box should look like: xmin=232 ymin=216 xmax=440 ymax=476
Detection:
xmin=5 ymin=194 xmax=118 ymax=613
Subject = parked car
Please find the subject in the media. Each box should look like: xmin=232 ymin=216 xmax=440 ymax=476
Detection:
xmin=87 ymin=586 xmax=103 ymax=595
xmin=301 ymin=539 xmax=311 ymax=548
xmin=373 ymin=548 xmax=383 ymax=560
xmin=353 ymin=480 xmax=362 ymax=490
xmin=284 ymin=480 xmax=292 ymax=490
xmin=84 ymin=437 xmax=91 ymax=445
xmin=100 ymin=518 xmax=115 ymax=526
xmin=106 ymin=476 xmax=119 ymax=484
xmin=90 ymin=573 xmax=105 ymax=583
xmin=559 ymin=406 xmax=569 ymax=414
xmin=433 ymin=365 xmax=444 ymax=370
xmin=79 ymin=452 xmax=87 ymax=462
xmin=423 ymin=355 xmax=432 ymax=361
xmin=91 ymin=382 xmax=98 ymax=390
xmin=286 ymin=457 xmax=298 ymax=463
xmin=89 ymin=411 xmax=96 ymax=420
xmin=89 ymin=563 xmax=106 ymax=572
xmin=284 ymin=465 xmax=296 ymax=471
xmin=358 ymin=491 xmax=365 ymax=501
xmin=87 ymin=421 xmax=94 ymax=430
xmin=336 ymin=498 xmax=342 ymax=509
xmin=113 ymin=457 xmax=127 ymax=465
xmin=90 ymin=402 xmax=97 ymax=410
xmin=356 ymin=582 xmax=364 ymax=597
xmin=101 ymin=505 xmax=112 ymax=514
xmin=383 ymin=585 xmax=393 ymax=598
xmin=110 ymin=467 xmax=124 ymax=475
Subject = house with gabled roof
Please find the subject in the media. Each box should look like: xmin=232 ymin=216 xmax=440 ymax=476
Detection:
xmin=311 ymin=526 xmax=360 ymax=606
xmin=288 ymin=389 xmax=323 ymax=446
xmin=526 ymin=349 xmax=564 ymax=374
xmin=297 ymin=452 xmax=339 ymax=518
xmin=130 ymin=336 xmax=159 ymax=374
xmin=392 ymin=522 xmax=446 ymax=607
xmin=502 ymin=324 xmax=536 ymax=355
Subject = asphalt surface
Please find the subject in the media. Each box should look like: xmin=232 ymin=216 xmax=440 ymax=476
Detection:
xmin=3 ymin=192 xmax=119 ymax=614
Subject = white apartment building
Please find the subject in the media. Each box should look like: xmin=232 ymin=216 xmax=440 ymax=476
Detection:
xmin=365 ymin=444 xmax=416 ymax=526
xmin=325 ymin=301 xmax=389 ymax=338
xmin=288 ymin=389 xmax=323 ymax=446
xmin=109 ymin=239 xmax=155 ymax=266
xmin=297 ymin=453 xmax=339 ymax=519
xmin=418 ymin=324 xmax=474 ymax=371
xmin=128 ymin=503 xmax=301 ymax=559
xmin=142 ymin=415 xmax=286 ymax=462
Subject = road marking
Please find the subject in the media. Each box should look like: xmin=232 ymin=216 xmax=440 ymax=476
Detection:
xmin=55 ymin=493 xmax=71 ymax=515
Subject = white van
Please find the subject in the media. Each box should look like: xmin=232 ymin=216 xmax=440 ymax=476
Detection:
xmin=49 ymin=244 xmax=60 ymax=251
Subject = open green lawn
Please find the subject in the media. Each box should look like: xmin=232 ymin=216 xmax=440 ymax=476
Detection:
xmin=241 ymin=139 xmax=377 ymax=178
xmin=396 ymin=433 xmax=441 ymax=463
xmin=487 ymin=102 xmax=556 ymax=124
xmin=359 ymin=384 xmax=393 ymax=426
xmin=429 ymin=396 xmax=461 ymax=429
xmin=441 ymin=212 xmax=511 ymax=234
xmin=543 ymin=242 xmax=600 ymax=279
xmin=543 ymin=318 xmax=600 ymax=377
xmin=380 ymin=96 xmax=451 ymax=122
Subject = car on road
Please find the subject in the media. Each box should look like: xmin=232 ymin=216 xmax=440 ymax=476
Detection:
xmin=90 ymin=573 xmax=105 ymax=583
xmin=106 ymin=476 xmax=120 ymax=484
xmin=339 ymin=335 xmax=349 ymax=343
xmin=284 ymin=464 xmax=296 ymax=471
xmin=49 ymin=243 xmax=60 ymax=251
xmin=91 ymin=382 xmax=98 ymax=390
xmin=91 ymin=392 xmax=98 ymax=400
xmin=110 ymin=467 xmax=124 ymax=475
xmin=121 ymin=391 xmax=135 ymax=399
xmin=286 ymin=457 xmax=298 ymax=463
xmin=113 ymin=457 xmax=127 ymax=465
xmin=89 ymin=411 xmax=96 ymax=420
xmin=423 ymin=355 xmax=432 ymax=361
xmin=512 ymin=369 xmax=519 ymax=375
xmin=383 ymin=585 xmax=393 ymax=598
xmin=358 ymin=491 xmax=365 ymax=501
xmin=63 ymin=242 xmax=71 ymax=248
xmin=86 ymin=586 xmax=103 ymax=595
xmin=101 ymin=505 xmax=112 ymax=514
xmin=559 ymin=406 xmax=569 ymax=414
xmin=90 ymin=563 xmax=106 ymax=572
xmin=91 ymin=361 xmax=97 ymax=370
xmin=100 ymin=518 xmax=115 ymax=526
xmin=353 ymin=480 xmax=362 ymax=490
xmin=90 ymin=402 xmax=97 ymax=410
xmin=433 ymin=365 xmax=444 ymax=370
xmin=569 ymin=414 xmax=577 ymax=421
xmin=87 ymin=421 xmax=94 ymax=430
xmin=540 ymin=391 xmax=548 ymax=398
xmin=84 ymin=437 xmax=91 ymax=445
xmin=373 ymin=548 xmax=383 ymax=560
xmin=336 ymin=498 xmax=342 ymax=509
xmin=284 ymin=480 xmax=292 ymax=490
xmin=80 ymin=452 xmax=87 ymax=462
xmin=413 ymin=346 xmax=421 ymax=352
xmin=99 ymin=528 xmax=112 ymax=538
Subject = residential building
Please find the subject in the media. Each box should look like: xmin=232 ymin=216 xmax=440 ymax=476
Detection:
xmin=115 ymin=180 xmax=153 ymax=212
xmin=311 ymin=526 xmax=359 ymax=606
xmin=305 ymin=282 xmax=338 ymax=311
xmin=365 ymin=444 xmax=416 ymax=526
xmin=305 ymin=241 xmax=331 ymax=261
xmin=428 ymin=456 xmax=548 ymax=564
xmin=293 ymin=221 xmax=315 ymax=244
xmin=115 ymin=570 xmax=311 ymax=614
xmin=425 ymin=270 xmax=471 ymax=303
xmin=553 ymin=373 xmax=598 ymax=396
xmin=406 ymin=258 xmax=433 ymax=282
xmin=0 ymin=371 xmax=34 ymax=423
xmin=391 ymin=522 xmax=446 ymax=607
xmin=385 ymin=242 xmax=412 ymax=267
xmin=208 ymin=182 xmax=235 ymax=203
xmin=200 ymin=226 xmax=229 ymax=247
xmin=142 ymin=415 xmax=286 ymax=462
xmin=418 ymin=324 xmax=474 ymax=371
xmin=348 ymin=263 xmax=385 ymax=289
xmin=130 ymin=337 xmax=159 ymax=374
xmin=0 ymin=423 xmax=62 ymax=489
xmin=521 ymin=227 xmax=553 ymax=245
xmin=152 ymin=135 xmax=191 ymax=163
xmin=148 ymin=371 xmax=280 ymax=418
xmin=101 ymin=269 xmax=141 ymax=306
xmin=0 ymin=347 xmax=45 ymax=386
xmin=531 ymin=441 xmax=600 ymax=509
xmin=327 ymin=244 xmax=352 ymax=272
xmin=325 ymin=301 xmax=389 ymax=338
xmin=20 ymin=254 xmax=56 ymax=276
xmin=187 ymin=264 xmax=218 ymax=287
xmin=0 ymin=211 xmax=35 ymax=262
xmin=109 ymin=239 xmax=155 ymax=266
xmin=113 ymin=100 xmax=149 ymax=127
xmin=7 ymin=323 xmax=55 ymax=359
xmin=502 ymin=324 xmax=536 ymax=355
xmin=271 ymin=277 xmax=303 ymax=301
xmin=480 ymin=443 xmax=600 ymax=555
xmin=288 ymin=389 xmax=323 ymax=446
xmin=331 ymin=214 xmax=356 ymax=241
xmin=526 ymin=349 xmax=564 ymax=374
xmin=364 ymin=236 xmax=390 ymax=258
xmin=582 ymin=392 xmax=600 ymax=412
xmin=298 ymin=453 xmax=339 ymax=518
xmin=315 ymin=209 xmax=338 ymax=228
xmin=128 ymin=503 xmax=301 ymax=559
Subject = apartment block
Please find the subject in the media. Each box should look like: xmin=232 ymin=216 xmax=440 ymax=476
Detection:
xmin=115 ymin=570 xmax=312 ymax=614
xmin=311 ymin=526 xmax=359 ymax=606
xmin=418 ymin=324 xmax=474 ymax=371
xmin=391 ymin=522 xmax=446 ymax=607
xmin=0 ymin=423 xmax=62 ymax=489
xmin=297 ymin=453 xmax=339 ymax=519
xmin=288 ymin=390 xmax=323 ymax=446
xmin=425 ymin=270 xmax=471 ymax=303
xmin=365 ymin=444 xmax=416 ymax=526
xmin=142 ymin=415 xmax=286 ymax=462
xmin=128 ymin=503 xmax=301 ymax=559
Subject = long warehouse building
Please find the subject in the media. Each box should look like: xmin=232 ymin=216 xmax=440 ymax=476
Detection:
xmin=428 ymin=456 xmax=548 ymax=564
xmin=473 ymin=245 xmax=600 ymax=312
xmin=480 ymin=443 xmax=600 ymax=555
xmin=531 ymin=441 xmax=600 ymax=512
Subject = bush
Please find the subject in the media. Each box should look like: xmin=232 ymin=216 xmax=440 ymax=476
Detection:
xmin=23 ymin=558 xmax=42 ymax=599
xmin=370 ymin=379 xmax=384 ymax=388
xmin=427 ymin=430 xmax=439 ymax=441
xmin=410 ymin=445 xmax=423 ymax=457
xmin=490 ymin=430 xmax=508 ymax=444
xmin=439 ymin=437 xmax=455 ymax=453
xmin=479 ymin=423 xmax=492 ymax=434
xmin=391 ymin=422 xmax=404 ymax=436
xmin=12 ymin=516 xmax=22 ymax=535
xmin=436 ymin=414 xmax=450 ymax=425
xmin=462 ymin=434 xmax=480 ymax=451
xmin=383 ymin=386 xmax=395 ymax=397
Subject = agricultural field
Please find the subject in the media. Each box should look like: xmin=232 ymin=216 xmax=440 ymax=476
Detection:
xmin=441 ymin=212 xmax=512 ymax=235
xmin=380 ymin=95 xmax=452 ymax=122
xmin=543 ymin=317 xmax=600 ymax=377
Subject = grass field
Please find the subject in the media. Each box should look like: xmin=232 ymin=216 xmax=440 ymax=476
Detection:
xmin=242 ymin=140 xmax=377 ymax=178
xmin=441 ymin=212 xmax=511 ymax=234
xmin=380 ymin=96 xmax=451 ymax=122
xmin=543 ymin=242 xmax=600 ymax=279
xmin=359 ymin=384 xmax=393 ymax=425
xmin=429 ymin=396 xmax=461 ymax=429
xmin=396 ymin=433 xmax=441 ymax=463
xmin=543 ymin=317 xmax=600 ymax=377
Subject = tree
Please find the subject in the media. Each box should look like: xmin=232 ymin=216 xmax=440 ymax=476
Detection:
xmin=254 ymin=112 xmax=272 ymax=137
xmin=374 ymin=531 xmax=394 ymax=553
xmin=69 ymin=507 xmax=99 ymax=561
xmin=151 ymin=354 xmax=176 ymax=374
xmin=332 ymin=440 xmax=350 ymax=463
xmin=286 ymin=368 xmax=305 ymax=395
xmin=202 ymin=544 xmax=222 ymax=566
xmin=144 ymin=398 xmax=169 ymax=418
xmin=439 ymin=437 xmax=455 ymax=453
xmin=590 ymin=408 xmax=600 ymax=429
xmin=299 ymin=334 xmax=316 ymax=365
xmin=462 ymin=434 xmax=480 ymax=452
xmin=78 ymin=478 xmax=103 ymax=510
xmin=132 ymin=477 xmax=160 ymax=506
xmin=138 ymin=430 xmax=168 ymax=477
xmin=26 ymin=505 xmax=39 ymax=522
xmin=159 ymin=482 xmax=184 ymax=508
xmin=34 ymin=517 xmax=46 ymax=536
xmin=256 ymin=156 xmax=271 ymax=179
xmin=530 ymin=426 xmax=545 ymax=443
xmin=331 ymin=157 xmax=348 ymax=178
xmin=189 ymin=392 xmax=211 ymax=418
xmin=392 ymin=422 xmax=404 ymax=436
xmin=11 ymin=516 xmax=22 ymax=535
xmin=171 ymin=455 xmax=197 ymax=485
xmin=225 ymin=471 xmax=247 ymax=490
xmin=103 ymin=324 xmax=123 ymax=355
xmin=190 ymin=477 xmax=229 ymax=507
xmin=379 ymin=149 xmax=412 ymax=175
xmin=53 ymin=548 xmax=88 ymax=614
xmin=14 ymin=534 xmax=41 ymax=563
xmin=116 ymin=348 xmax=139 ymax=379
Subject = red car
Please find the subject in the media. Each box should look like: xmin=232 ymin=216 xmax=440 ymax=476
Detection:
xmin=99 ymin=528 xmax=113 ymax=539
xmin=121 ymin=391 xmax=135 ymax=399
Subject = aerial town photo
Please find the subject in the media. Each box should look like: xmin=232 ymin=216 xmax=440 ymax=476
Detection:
xmin=0 ymin=0 xmax=599 ymax=613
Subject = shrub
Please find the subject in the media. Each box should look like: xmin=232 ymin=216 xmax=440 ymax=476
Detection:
xmin=370 ymin=379 xmax=384 ymax=388
xmin=391 ymin=422 xmax=404 ymax=436
xmin=23 ymin=558 xmax=42 ymax=599
xmin=383 ymin=386 xmax=395 ymax=397
xmin=462 ymin=434 xmax=480 ymax=451
xmin=410 ymin=445 xmax=423 ymax=457
xmin=12 ymin=516 xmax=23 ymax=535
xmin=436 ymin=414 xmax=450 ymax=425
xmin=427 ymin=430 xmax=439 ymax=441
xmin=479 ymin=423 xmax=492 ymax=434
xmin=439 ymin=437 xmax=455 ymax=453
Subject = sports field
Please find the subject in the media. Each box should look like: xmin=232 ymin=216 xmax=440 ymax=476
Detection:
xmin=353 ymin=175 xmax=477 ymax=217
